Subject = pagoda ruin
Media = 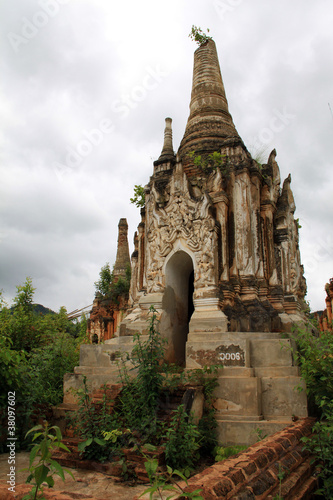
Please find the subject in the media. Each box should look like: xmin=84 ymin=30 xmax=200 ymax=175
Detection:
xmin=69 ymin=39 xmax=308 ymax=444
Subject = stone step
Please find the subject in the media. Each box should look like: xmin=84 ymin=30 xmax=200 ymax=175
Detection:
xmin=249 ymin=338 xmax=293 ymax=367
xmin=74 ymin=366 xmax=120 ymax=375
xmin=216 ymin=419 xmax=297 ymax=446
xmin=254 ymin=366 xmax=300 ymax=377
xmin=218 ymin=367 xmax=254 ymax=377
xmin=188 ymin=331 xmax=284 ymax=341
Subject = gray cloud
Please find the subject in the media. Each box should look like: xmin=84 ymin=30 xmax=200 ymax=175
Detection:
xmin=1 ymin=0 xmax=332 ymax=313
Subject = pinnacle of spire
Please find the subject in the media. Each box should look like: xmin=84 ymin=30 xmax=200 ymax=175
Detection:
xmin=178 ymin=39 xmax=241 ymax=160
xmin=154 ymin=117 xmax=175 ymax=166
xmin=113 ymin=218 xmax=130 ymax=280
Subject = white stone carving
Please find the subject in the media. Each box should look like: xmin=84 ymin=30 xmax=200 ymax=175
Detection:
xmin=145 ymin=163 xmax=218 ymax=294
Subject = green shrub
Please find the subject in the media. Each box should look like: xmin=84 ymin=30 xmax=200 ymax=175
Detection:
xmin=117 ymin=306 xmax=167 ymax=438
xmin=214 ymin=445 xmax=247 ymax=462
xmin=94 ymin=263 xmax=131 ymax=303
xmin=27 ymin=333 xmax=79 ymax=407
xmin=293 ymin=325 xmax=333 ymax=417
xmin=69 ymin=305 xmax=218 ymax=476
xmin=292 ymin=325 xmax=333 ymax=496
xmin=68 ymin=377 xmax=117 ymax=462
xmin=0 ymin=279 xmax=87 ymax=450
xmin=164 ymin=405 xmax=201 ymax=471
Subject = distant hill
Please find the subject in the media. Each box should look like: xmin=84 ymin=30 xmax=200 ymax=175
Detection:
xmin=9 ymin=303 xmax=56 ymax=315
xmin=32 ymin=304 xmax=56 ymax=315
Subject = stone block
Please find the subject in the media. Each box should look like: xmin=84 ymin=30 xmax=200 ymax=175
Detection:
xmin=261 ymin=377 xmax=307 ymax=419
xmin=216 ymin=420 xmax=293 ymax=446
xmin=249 ymin=339 xmax=293 ymax=367
xmin=79 ymin=344 xmax=114 ymax=367
xmin=186 ymin=338 xmax=249 ymax=369
xmin=219 ymin=367 xmax=254 ymax=378
xmin=254 ymin=366 xmax=299 ymax=377
xmin=213 ymin=377 xmax=262 ymax=417
xmin=189 ymin=298 xmax=229 ymax=333
xmin=63 ymin=373 xmax=84 ymax=404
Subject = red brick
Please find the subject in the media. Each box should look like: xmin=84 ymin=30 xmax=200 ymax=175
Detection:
xmin=228 ymin=468 xmax=246 ymax=486
xmin=248 ymin=470 xmax=276 ymax=496
xmin=212 ymin=477 xmax=234 ymax=496
xmin=253 ymin=452 xmax=268 ymax=469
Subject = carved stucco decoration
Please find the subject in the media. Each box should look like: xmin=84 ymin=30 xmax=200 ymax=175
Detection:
xmin=275 ymin=174 xmax=304 ymax=297
xmin=145 ymin=163 xmax=218 ymax=294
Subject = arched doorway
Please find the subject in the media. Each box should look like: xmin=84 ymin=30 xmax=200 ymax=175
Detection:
xmin=163 ymin=250 xmax=194 ymax=365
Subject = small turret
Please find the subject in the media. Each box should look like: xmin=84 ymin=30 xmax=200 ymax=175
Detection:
xmin=113 ymin=218 xmax=130 ymax=281
xmin=154 ymin=117 xmax=175 ymax=166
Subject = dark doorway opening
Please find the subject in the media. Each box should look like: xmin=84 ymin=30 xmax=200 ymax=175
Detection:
xmin=188 ymin=270 xmax=194 ymax=321
xmin=164 ymin=251 xmax=194 ymax=365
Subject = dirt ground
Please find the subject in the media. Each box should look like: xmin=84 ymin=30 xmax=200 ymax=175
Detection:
xmin=0 ymin=452 xmax=148 ymax=499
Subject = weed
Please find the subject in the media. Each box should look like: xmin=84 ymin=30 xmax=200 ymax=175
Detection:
xmin=140 ymin=458 xmax=204 ymax=499
xmin=290 ymin=325 xmax=333 ymax=496
xmin=22 ymin=423 xmax=73 ymax=500
xmin=214 ymin=445 xmax=247 ymax=462
xmin=255 ymin=427 xmax=268 ymax=441
xmin=164 ymin=404 xmax=201 ymax=471
xmin=188 ymin=150 xmax=230 ymax=176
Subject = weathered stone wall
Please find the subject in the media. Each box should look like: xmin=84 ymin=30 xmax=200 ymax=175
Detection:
xmin=88 ymin=296 xmax=127 ymax=342
xmin=317 ymin=278 xmax=333 ymax=331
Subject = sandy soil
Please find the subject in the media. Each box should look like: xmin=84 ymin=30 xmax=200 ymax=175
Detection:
xmin=0 ymin=452 xmax=148 ymax=499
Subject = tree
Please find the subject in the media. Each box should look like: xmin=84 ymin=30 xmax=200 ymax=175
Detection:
xmin=130 ymin=184 xmax=145 ymax=208
xmin=1 ymin=277 xmax=42 ymax=352
xmin=94 ymin=263 xmax=113 ymax=297
xmin=94 ymin=263 xmax=131 ymax=303
xmin=0 ymin=279 xmax=88 ymax=450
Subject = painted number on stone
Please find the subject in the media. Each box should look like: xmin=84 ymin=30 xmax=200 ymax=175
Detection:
xmin=219 ymin=352 xmax=241 ymax=361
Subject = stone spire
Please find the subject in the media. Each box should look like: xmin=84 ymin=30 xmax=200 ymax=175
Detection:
xmin=113 ymin=218 xmax=130 ymax=280
xmin=178 ymin=39 xmax=241 ymax=160
xmin=154 ymin=117 xmax=175 ymax=166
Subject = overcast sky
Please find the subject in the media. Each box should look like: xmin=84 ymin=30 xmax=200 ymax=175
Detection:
xmin=1 ymin=0 xmax=332 ymax=314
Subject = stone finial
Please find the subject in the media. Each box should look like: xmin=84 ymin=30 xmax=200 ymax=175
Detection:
xmin=113 ymin=218 xmax=131 ymax=280
xmin=178 ymin=39 xmax=240 ymax=160
xmin=154 ymin=117 xmax=175 ymax=166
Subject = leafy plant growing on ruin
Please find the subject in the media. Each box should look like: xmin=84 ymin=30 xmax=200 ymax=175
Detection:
xmin=94 ymin=262 xmax=131 ymax=303
xmin=189 ymin=25 xmax=212 ymax=46
xmin=164 ymin=404 xmax=201 ymax=472
xmin=117 ymin=305 xmax=167 ymax=439
xmin=272 ymin=463 xmax=287 ymax=500
xmin=292 ymin=325 xmax=333 ymax=417
xmin=22 ymin=423 xmax=73 ymax=500
xmin=130 ymin=184 xmax=145 ymax=208
xmin=94 ymin=262 xmax=113 ymax=297
xmin=68 ymin=305 xmax=220 ymax=479
xmin=140 ymin=459 xmax=204 ymax=500
xmin=214 ymin=445 xmax=247 ymax=462
xmin=188 ymin=150 xmax=230 ymax=176
xmin=68 ymin=377 xmax=117 ymax=462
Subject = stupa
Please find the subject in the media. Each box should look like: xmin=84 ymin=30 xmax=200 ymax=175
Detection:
xmin=68 ymin=38 xmax=308 ymax=444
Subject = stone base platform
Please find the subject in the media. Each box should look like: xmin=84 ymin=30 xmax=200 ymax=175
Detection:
xmin=63 ymin=330 xmax=307 ymax=446
xmin=186 ymin=330 xmax=307 ymax=445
